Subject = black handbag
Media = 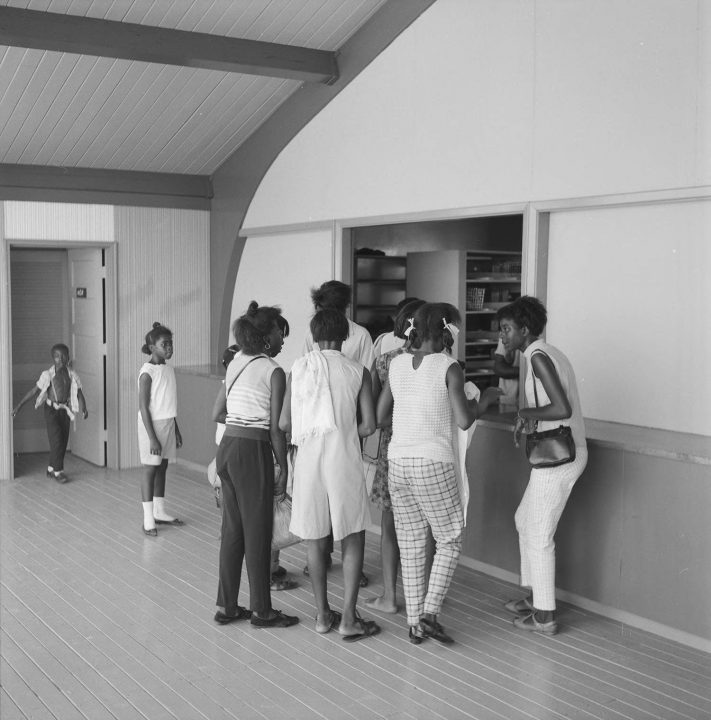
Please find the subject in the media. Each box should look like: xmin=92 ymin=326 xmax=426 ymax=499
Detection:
xmin=525 ymin=352 xmax=576 ymax=468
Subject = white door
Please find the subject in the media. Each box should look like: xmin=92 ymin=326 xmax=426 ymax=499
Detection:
xmin=68 ymin=248 xmax=106 ymax=466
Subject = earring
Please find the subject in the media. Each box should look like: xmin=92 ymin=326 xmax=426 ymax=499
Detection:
xmin=264 ymin=341 xmax=271 ymax=351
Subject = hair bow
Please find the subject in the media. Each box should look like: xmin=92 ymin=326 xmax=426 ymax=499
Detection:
xmin=404 ymin=318 xmax=416 ymax=338
xmin=442 ymin=318 xmax=460 ymax=337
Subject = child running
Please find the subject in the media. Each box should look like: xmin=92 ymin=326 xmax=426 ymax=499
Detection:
xmin=12 ymin=342 xmax=88 ymax=483
xmin=281 ymin=308 xmax=380 ymax=641
xmin=377 ymin=303 xmax=501 ymax=644
xmin=137 ymin=322 xmax=184 ymax=536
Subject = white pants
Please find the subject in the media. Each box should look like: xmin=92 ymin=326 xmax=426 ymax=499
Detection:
xmin=515 ymin=447 xmax=588 ymax=610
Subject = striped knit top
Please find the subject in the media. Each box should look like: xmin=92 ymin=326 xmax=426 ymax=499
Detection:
xmin=224 ymin=353 xmax=278 ymax=431
xmin=387 ymin=352 xmax=458 ymax=464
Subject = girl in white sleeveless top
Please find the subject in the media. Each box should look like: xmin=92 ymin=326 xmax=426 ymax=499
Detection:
xmin=497 ymin=296 xmax=588 ymax=636
xmin=377 ymin=303 xmax=501 ymax=645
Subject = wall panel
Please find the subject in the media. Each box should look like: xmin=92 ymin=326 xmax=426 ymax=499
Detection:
xmin=0 ymin=206 xmax=9 ymax=480
xmin=546 ymin=199 xmax=711 ymax=435
xmin=116 ymin=206 xmax=210 ymax=467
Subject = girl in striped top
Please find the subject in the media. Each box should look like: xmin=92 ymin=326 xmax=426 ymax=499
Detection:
xmin=211 ymin=301 xmax=299 ymax=629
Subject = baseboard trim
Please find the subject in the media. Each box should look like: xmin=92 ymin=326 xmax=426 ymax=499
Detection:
xmin=457 ymin=555 xmax=711 ymax=654
xmin=175 ymin=458 xmax=209 ymax=476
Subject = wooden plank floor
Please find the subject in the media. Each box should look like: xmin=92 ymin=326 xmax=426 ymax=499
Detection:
xmin=2 ymin=454 xmax=710 ymax=720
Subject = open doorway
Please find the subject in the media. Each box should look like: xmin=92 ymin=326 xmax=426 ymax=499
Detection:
xmin=346 ymin=213 xmax=524 ymax=390
xmin=10 ymin=245 xmax=117 ymax=474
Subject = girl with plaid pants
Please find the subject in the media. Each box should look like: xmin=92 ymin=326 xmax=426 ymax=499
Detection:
xmin=377 ymin=303 xmax=501 ymax=644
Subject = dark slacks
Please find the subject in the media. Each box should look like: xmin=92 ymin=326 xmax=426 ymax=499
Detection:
xmin=216 ymin=433 xmax=274 ymax=615
xmin=44 ymin=404 xmax=70 ymax=471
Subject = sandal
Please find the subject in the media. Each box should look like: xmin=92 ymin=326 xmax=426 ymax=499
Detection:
xmin=142 ymin=524 xmax=158 ymax=537
xmin=513 ymin=611 xmax=558 ymax=636
xmin=341 ymin=614 xmax=381 ymax=643
xmin=419 ymin=617 xmax=454 ymax=644
xmin=504 ymin=597 xmax=533 ymax=615
xmin=315 ymin=609 xmax=342 ymax=634
xmin=409 ymin=625 xmax=426 ymax=645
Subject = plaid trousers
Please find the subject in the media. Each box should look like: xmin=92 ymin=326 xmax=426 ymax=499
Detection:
xmin=388 ymin=458 xmax=463 ymax=626
xmin=516 ymin=447 xmax=588 ymax=610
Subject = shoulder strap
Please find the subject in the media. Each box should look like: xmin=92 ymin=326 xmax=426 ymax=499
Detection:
xmin=529 ymin=350 xmax=549 ymax=408
xmin=225 ymin=354 xmax=267 ymax=397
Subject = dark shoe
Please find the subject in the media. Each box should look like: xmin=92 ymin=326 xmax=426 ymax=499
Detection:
xmin=342 ymin=615 xmax=381 ymax=643
xmin=251 ymin=610 xmax=299 ymax=628
xmin=272 ymin=565 xmax=287 ymax=579
xmin=359 ymin=572 xmax=369 ymax=588
xmin=142 ymin=524 xmax=158 ymax=537
xmin=504 ymin=597 xmax=533 ymax=615
xmin=54 ymin=471 xmax=68 ymax=484
xmin=270 ymin=577 xmax=298 ymax=591
xmin=409 ymin=625 xmax=426 ymax=645
xmin=154 ymin=517 xmax=184 ymax=525
xmin=419 ymin=617 xmax=454 ymax=644
xmin=513 ymin=611 xmax=558 ymax=636
xmin=46 ymin=469 xmax=54 ymax=478
xmin=214 ymin=606 xmax=252 ymax=624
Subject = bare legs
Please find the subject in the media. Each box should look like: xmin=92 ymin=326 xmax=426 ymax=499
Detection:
xmin=308 ymin=536 xmax=335 ymax=628
xmin=339 ymin=531 xmax=365 ymax=634
xmin=308 ymin=530 xmax=367 ymax=635
xmin=366 ymin=511 xmax=399 ymax=612
xmin=140 ymin=459 xmax=167 ymax=502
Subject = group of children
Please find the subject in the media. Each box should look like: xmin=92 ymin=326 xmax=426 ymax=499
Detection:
xmin=13 ymin=284 xmax=586 ymax=644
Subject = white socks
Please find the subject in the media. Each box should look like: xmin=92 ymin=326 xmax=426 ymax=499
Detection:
xmin=142 ymin=501 xmax=156 ymax=531
xmin=152 ymin=496 xmax=175 ymax=522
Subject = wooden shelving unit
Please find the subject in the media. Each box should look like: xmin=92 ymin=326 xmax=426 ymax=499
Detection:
xmin=352 ymin=254 xmax=407 ymax=339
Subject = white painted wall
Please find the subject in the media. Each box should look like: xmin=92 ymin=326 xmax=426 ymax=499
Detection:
xmin=240 ymin=0 xmax=710 ymax=434
xmin=245 ymin=0 xmax=708 ymax=228
xmin=231 ymin=229 xmax=334 ymax=373
xmin=547 ymin=200 xmax=711 ymax=435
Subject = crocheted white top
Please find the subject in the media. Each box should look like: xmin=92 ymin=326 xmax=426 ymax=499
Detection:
xmin=387 ymin=352 xmax=458 ymax=464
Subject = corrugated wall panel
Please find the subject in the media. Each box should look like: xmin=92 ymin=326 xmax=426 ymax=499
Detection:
xmin=0 ymin=206 xmax=10 ymax=480
xmin=3 ymin=202 xmax=114 ymax=242
xmin=115 ymin=206 xmax=209 ymax=467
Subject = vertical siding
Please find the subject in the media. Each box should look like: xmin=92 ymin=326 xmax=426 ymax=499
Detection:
xmin=115 ymin=207 xmax=209 ymax=467
xmin=0 ymin=206 xmax=11 ymax=480
xmin=3 ymin=202 xmax=114 ymax=242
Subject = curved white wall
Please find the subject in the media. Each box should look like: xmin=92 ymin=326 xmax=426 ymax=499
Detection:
xmin=245 ymin=0 xmax=709 ymax=228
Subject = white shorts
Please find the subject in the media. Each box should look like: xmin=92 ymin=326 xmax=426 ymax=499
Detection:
xmin=137 ymin=417 xmax=176 ymax=466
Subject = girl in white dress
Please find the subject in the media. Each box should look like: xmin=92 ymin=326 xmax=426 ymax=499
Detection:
xmin=281 ymin=309 xmax=380 ymax=642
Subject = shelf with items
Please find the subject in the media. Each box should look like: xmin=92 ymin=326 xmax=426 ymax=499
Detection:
xmin=404 ymin=247 xmax=522 ymax=390
xmin=464 ymin=250 xmax=521 ymax=389
xmin=353 ymin=254 xmax=407 ymax=339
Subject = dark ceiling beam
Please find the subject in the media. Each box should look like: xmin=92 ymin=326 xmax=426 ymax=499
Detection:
xmin=0 ymin=164 xmax=212 ymax=210
xmin=0 ymin=6 xmax=339 ymax=84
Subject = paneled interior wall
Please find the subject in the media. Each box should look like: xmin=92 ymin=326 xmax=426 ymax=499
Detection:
xmin=116 ymin=206 xmax=210 ymax=467
xmin=1 ymin=202 xmax=210 ymax=474
xmin=546 ymin=199 xmax=711 ymax=435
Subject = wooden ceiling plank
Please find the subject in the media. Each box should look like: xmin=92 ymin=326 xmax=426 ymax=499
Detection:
xmin=152 ymin=77 xmax=289 ymax=174
xmin=0 ymin=6 xmax=339 ymax=83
